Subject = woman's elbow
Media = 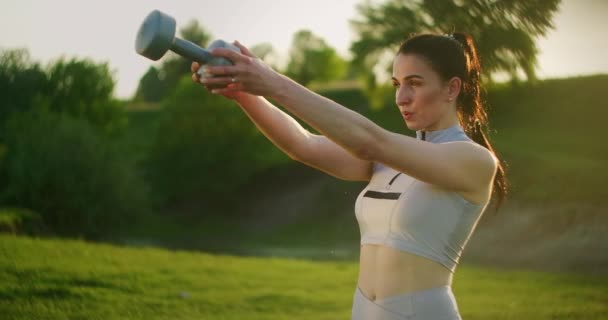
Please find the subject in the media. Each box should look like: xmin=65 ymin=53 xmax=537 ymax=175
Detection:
xmin=355 ymin=124 xmax=385 ymax=161
xmin=354 ymin=134 xmax=381 ymax=161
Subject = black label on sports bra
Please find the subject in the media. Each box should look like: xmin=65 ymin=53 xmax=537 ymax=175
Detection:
xmin=363 ymin=190 xmax=401 ymax=200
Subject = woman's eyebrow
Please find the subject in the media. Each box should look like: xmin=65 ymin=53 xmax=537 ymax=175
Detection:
xmin=391 ymin=74 xmax=424 ymax=81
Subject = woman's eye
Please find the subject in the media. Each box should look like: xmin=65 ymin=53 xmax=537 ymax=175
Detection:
xmin=392 ymin=82 xmax=400 ymax=88
xmin=409 ymin=80 xmax=421 ymax=87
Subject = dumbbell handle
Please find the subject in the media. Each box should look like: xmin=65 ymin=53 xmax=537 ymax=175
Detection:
xmin=172 ymin=37 xmax=213 ymax=63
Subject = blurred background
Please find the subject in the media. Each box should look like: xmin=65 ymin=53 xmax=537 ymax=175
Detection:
xmin=1 ymin=0 xmax=607 ymax=319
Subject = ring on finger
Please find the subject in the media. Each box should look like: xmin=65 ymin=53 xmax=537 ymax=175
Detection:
xmin=230 ymin=77 xmax=237 ymax=83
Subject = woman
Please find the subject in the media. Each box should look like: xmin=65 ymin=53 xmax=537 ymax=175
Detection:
xmin=191 ymin=32 xmax=507 ymax=320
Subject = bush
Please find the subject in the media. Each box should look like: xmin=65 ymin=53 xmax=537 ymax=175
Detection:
xmin=145 ymin=76 xmax=285 ymax=211
xmin=0 ymin=109 xmax=152 ymax=238
xmin=0 ymin=207 xmax=47 ymax=235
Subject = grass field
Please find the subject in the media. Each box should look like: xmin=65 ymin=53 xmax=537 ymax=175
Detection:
xmin=1 ymin=235 xmax=607 ymax=320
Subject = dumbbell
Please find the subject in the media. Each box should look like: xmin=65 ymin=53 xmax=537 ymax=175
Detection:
xmin=135 ymin=9 xmax=241 ymax=78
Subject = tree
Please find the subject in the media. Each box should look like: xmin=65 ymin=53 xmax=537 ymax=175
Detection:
xmin=350 ymin=0 xmax=561 ymax=86
xmin=0 ymin=48 xmax=126 ymax=134
xmin=46 ymin=57 xmax=125 ymax=133
xmin=285 ymin=30 xmax=348 ymax=86
xmin=135 ymin=19 xmax=212 ymax=102
xmin=145 ymin=76 xmax=277 ymax=211
xmin=1 ymin=108 xmax=151 ymax=238
xmin=0 ymin=50 xmax=148 ymax=237
xmin=0 ymin=49 xmax=48 ymax=124
xmin=134 ymin=66 xmax=164 ymax=102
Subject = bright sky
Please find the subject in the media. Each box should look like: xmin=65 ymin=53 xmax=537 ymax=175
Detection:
xmin=1 ymin=0 xmax=606 ymax=98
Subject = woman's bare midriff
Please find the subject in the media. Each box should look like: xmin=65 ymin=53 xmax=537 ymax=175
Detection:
xmin=357 ymin=244 xmax=453 ymax=301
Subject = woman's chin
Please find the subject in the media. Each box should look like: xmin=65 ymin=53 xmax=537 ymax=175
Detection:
xmin=403 ymin=120 xmax=421 ymax=132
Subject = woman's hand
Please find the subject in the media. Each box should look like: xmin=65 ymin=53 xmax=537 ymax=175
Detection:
xmin=191 ymin=60 xmax=246 ymax=101
xmin=191 ymin=40 xmax=284 ymax=99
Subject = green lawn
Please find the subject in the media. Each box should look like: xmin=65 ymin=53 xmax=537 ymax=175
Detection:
xmin=1 ymin=235 xmax=606 ymax=319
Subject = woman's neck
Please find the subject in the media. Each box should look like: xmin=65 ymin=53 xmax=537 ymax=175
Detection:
xmin=422 ymin=116 xmax=459 ymax=132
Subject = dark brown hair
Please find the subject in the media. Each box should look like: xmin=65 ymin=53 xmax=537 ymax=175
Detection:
xmin=398 ymin=32 xmax=507 ymax=209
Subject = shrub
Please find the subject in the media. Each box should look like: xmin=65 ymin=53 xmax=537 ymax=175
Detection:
xmin=145 ymin=76 xmax=285 ymax=211
xmin=1 ymin=109 xmax=151 ymax=238
xmin=0 ymin=207 xmax=46 ymax=235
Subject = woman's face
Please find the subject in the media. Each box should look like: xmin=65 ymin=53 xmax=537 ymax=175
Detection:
xmin=392 ymin=53 xmax=456 ymax=131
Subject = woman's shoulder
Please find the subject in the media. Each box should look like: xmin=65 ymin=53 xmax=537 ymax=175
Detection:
xmin=442 ymin=139 xmax=497 ymax=164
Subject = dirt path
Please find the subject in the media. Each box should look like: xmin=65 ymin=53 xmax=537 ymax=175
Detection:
xmin=464 ymin=200 xmax=608 ymax=274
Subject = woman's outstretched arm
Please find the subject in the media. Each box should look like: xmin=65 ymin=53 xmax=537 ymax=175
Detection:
xmin=230 ymin=94 xmax=373 ymax=182
xmin=192 ymin=61 xmax=372 ymax=182
xmin=199 ymin=42 xmax=496 ymax=195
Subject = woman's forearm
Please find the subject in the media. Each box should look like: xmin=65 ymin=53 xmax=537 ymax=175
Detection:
xmin=197 ymin=47 xmax=378 ymax=159
xmin=269 ymin=74 xmax=377 ymax=159
xmin=235 ymin=94 xmax=312 ymax=160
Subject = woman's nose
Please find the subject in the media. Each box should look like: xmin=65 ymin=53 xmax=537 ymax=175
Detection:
xmin=396 ymin=88 xmax=412 ymax=106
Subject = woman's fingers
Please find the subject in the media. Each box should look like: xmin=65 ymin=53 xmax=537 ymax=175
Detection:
xmin=198 ymin=76 xmax=237 ymax=86
xmin=233 ymin=40 xmax=256 ymax=58
xmin=191 ymin=62 xmax=203 ymax=84
xmin=210 ymin=47 xmax=250 ymax=64
xmin=191 ymin=61 xmax=200 ymax=73
xmin=191 ymin=43 xmax=257 ymax=96
xmin=201 ymin=64 xmax=239 ymax=77
xmin=210 ymin=85 xmax=240 ymax=95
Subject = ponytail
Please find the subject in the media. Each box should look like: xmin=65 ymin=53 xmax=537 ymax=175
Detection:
xmin=452 ymin=32 xmax=508 ymax=210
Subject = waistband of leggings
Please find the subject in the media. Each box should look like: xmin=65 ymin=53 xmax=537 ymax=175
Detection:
xmin=356 ymin=285 xmax=453 ymax=305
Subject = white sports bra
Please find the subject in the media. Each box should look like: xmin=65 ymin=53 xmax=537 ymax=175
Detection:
xmin=354 ymin=124 xmax=489 ymax=272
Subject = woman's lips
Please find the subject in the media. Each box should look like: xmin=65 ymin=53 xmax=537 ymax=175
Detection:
xmin=402 ymin=111 xmax=413 ymax=120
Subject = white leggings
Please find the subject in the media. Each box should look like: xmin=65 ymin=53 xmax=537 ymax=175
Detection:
xmin=351 ymin=285 xmax=462 ymax=320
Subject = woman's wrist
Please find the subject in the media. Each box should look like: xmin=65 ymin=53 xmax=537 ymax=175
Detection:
xmin=268 ymin=72 xmax=293 ymax=102
xmin=234 ymin=92 xmax=262 ymax=108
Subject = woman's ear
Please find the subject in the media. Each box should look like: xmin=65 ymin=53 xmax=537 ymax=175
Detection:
xmin=447 ymin=77 xmax=462 ymax=101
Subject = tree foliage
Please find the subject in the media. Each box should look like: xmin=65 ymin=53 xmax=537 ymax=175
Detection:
xmin=350 ymin=0 xmax=561 ymax=84
xmin=285 ymin=30 xmax=348 ymax=86
xmin=145 ymin=76 xmax=283 ymax=211
xmin=0 ymin=48 xmax=145 ymax=237
xmin=0 ymin=49 xmax=48 ymax=124
xmin=45 ymin=57 xmax=125 ymax=133
xmin=1 ymin=109 xmax=150 ymax=238
xmin=0 ymin=48 xmax=126 ymax=134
